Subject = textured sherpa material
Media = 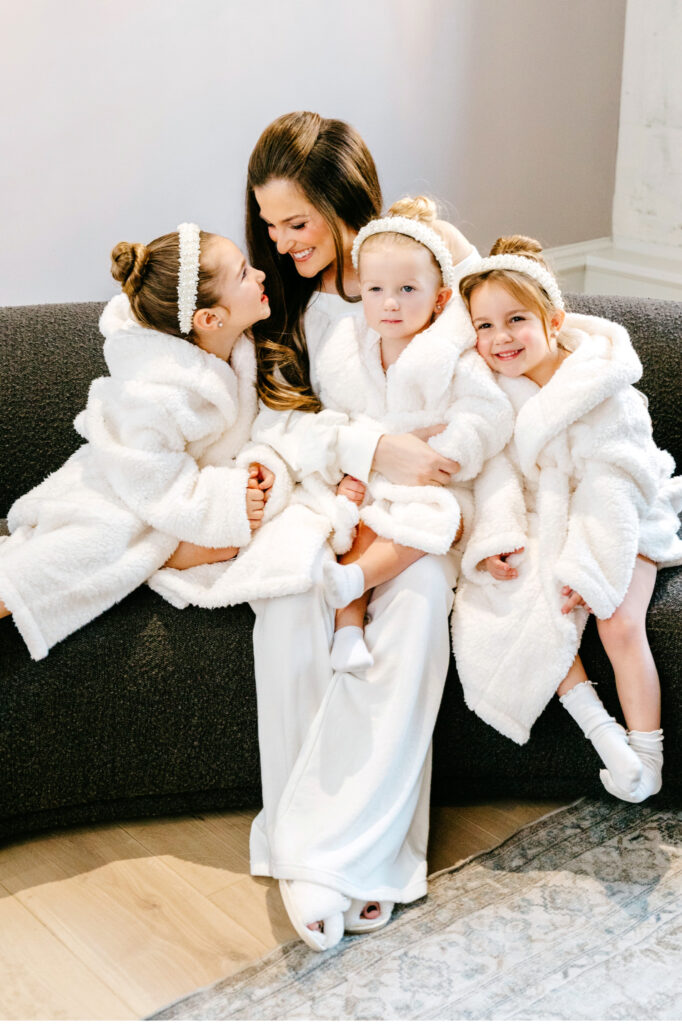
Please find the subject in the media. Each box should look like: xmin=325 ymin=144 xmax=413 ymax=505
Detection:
xmin=304 ymin=297 xmax=514 ymax=555
xmin=452 ymin=312 xmax=682 ymax=745
xmin=0 ymin=294 xmax=309 ymax=657
xmin=0 ymin=291 xmax=680 ymax=843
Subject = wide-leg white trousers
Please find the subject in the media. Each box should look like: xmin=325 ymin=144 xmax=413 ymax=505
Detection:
xmin=249 ymin=547 xmax=455 ymax=904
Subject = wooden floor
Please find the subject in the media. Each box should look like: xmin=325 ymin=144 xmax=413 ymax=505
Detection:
xmin=0 ymin=799 xmax=563 ymax=1020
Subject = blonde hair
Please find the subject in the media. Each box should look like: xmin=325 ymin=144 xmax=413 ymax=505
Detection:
xmin=358 ymin=195 xmax=444 ymax=282
xmin=459 ymin=235 xmax=563 ymax=343
xmin=110 ymin=230 xmax=220 ymax=343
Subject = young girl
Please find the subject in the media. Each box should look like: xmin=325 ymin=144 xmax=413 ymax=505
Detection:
xmin=305 ymin=197 xmax=514 ymax=672
xmin=0 ymin=224 xmax=308 ymax=659
xmin=451 ymin=236 xmax=682 ymax=802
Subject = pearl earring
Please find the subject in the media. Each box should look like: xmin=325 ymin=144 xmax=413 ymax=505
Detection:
xmin=435 ymin=304 xmax=442 ymax=313
xmin=218 ymin=321 xmax=223 ymax=328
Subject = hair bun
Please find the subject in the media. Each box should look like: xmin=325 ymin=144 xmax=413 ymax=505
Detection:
xmin=110 ymin=241 xmax=150 ymax=296
xmin=490 ymin=234 xmax=544 ymax=262
xmin=387 ymin=194 xmax=437 ymax=225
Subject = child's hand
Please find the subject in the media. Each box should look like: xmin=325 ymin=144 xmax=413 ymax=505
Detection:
xmin=561 ymin=586 xmax=593 ymax=615
xmin=337 ymin=475 xmax=366 ymax=506
xmin=249 ymin=462 xmax=275 ymax=502
xmin=246 ymin=479 xmax=265 ymax=531
xmin=480 ymin=548 xmax=524 ymax=580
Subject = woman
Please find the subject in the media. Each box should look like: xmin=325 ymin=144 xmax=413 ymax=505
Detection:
xmin=245 ymin=111 xmax=481 ymax=950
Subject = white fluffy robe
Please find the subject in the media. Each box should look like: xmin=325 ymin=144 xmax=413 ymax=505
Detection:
xmin=0 ymin=295 xmax=309 ymax=659
xmin=307 ymin=298 xmax=514 ymax=555
xmin=452 ymin=313 xmax=682 ymax=744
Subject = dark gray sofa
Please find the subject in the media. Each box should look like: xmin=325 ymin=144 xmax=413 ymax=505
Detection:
xmin=1 ymin=294 xmax=680 ymax=841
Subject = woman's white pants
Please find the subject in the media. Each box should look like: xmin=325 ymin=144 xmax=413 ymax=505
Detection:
xmin=249 ymin=548 xmax=455 ymax=903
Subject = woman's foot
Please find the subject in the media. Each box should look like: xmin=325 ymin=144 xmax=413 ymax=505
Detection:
xmin=344 ymin=898 xmax=395 ymax=934
xmin=279 ymin=880 xmax=350 ymax=952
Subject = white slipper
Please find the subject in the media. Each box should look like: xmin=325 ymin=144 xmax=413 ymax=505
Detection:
xmin=279 ymin=879 xmax=349 ymax=952
xmin=344 ymin=898 xmax=395 ymax=934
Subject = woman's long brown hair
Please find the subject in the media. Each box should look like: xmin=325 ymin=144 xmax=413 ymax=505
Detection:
xmin=246 ymin=111 xmax=382 ymax=411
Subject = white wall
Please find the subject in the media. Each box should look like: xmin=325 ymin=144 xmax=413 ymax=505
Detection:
xmin=612 ymin=0 xmax=682 ymax=250
xmin=0 ymin=0 xmax=626 ymax=305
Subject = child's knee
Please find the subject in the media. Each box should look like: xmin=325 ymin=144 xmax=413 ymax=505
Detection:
xmin=597 ymin=608 xmax=646 ymax=651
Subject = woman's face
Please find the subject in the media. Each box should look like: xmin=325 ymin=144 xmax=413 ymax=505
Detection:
xmin=253 ymin=178 xmax=338 ymax=279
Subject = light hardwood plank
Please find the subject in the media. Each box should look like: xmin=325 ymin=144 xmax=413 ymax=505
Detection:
xmin=4 ymin=826 xmax=268 ymax=1017
xmin=0 ymin=883 xmax=134 ymax=1020
xmin=121 ymin=810 xmax=253 ymax=897
xmin=210 ymin=874 xmax=297 ymax=948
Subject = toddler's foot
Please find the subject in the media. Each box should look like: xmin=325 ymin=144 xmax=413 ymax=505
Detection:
xmin=330 ymin=626 xmax=374 ymax=672
xmin=601 ymin=728 xmax=663 ymax=802
xmin=322 ymin=561 xmax=365 ymax=609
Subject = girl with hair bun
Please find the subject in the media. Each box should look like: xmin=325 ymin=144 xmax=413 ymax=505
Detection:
xmin=244 ymin=111 xmax=483 ymax=951
xmin=452 ymin=236 xmax=682 ymax=802
xmin=0 ymin=226 xmax=311 ymax=658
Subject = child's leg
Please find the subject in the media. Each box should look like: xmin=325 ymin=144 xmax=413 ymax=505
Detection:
xmin=558 ymin=655 xmax=643 ymax=796
xmin=596 ymin=556 xmax=660 ymax=730
xmin=329 ymin=525 xmax=376 ymax=671
xmin=0 ymin=600 xmax=9 ymax=619
xmin=323 ymin=532 xmax=425 ymax=609
xmin=596 ymin=556 xmax=663 ymax=801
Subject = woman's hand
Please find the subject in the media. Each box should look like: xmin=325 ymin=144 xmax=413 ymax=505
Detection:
xmin=480 ymin=548 xmax=525 ymax=580
xmin=164 ymin=541 xmax=239 ymax=570
xmin=337 ymin=475 xmax=366 ymax=506
xmin=561 ymin=586 xmax=593 ymax=615
xmin=250 ymin=462 xmax=275 ymax=502
xmin=373 ymin=433 xmax=460 ymax=486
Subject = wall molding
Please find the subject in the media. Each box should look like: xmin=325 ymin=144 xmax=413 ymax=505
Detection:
xmin=545 ymin=238 xmax=682 ymax=300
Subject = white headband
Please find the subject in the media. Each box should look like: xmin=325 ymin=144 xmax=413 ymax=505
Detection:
xmin=351 ymin=216 xmax=456 ymax=289
xmin=177 ymin=222 xmax=201 ymax=334
xmin=471 ymin=254 xmax=564 ymax=311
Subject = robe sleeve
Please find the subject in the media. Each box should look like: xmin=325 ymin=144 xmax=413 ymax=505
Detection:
xmin=75 ymin=379 xmax=252 ymax=547
xmin=460 ymin=451 xmax=528 ymax=582
xmin=554 ymin=390 xmax=663 ymax=617
xmin=428 ymin=350 xmax=514 ymax=480
xmin=250 ymin=403 xmax=382 ymax=486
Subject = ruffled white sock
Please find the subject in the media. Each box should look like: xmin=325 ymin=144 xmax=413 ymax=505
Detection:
xmin=601 ymin=729 xmax=663 ymax=803
xmin=330 ymin=625 xmax=374 ymax=672
xmin=322 ymin=561 xmax=365 ymax=609
xmin=560 ymin=681 xmax=643 ymax=796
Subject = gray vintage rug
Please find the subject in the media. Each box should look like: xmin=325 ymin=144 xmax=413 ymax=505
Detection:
xmin=150 ymin=799 xmax=682 ymax=1020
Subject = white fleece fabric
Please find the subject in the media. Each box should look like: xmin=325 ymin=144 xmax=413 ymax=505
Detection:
xmin=302 ymin=296 xmax=514 ymax=556
xmin=451 ymin=313 xmax=682 ymax=744
xmin=0 ymin=294 xmax=314 ymax=659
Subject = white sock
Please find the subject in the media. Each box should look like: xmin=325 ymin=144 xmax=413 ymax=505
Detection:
xmin=330 ymin=625 xmax=374 ymax=672
xmin=601 ymin=729 xmax=663 ymax=803
xmin=560 ymin=681 xmax=643 ymax=796
xmin=322 ymin=561 xmax=365 ymax=609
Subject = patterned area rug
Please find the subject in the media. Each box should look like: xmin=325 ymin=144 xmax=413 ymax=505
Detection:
xmin=150 ymin=799 xmax=682 ymax=1020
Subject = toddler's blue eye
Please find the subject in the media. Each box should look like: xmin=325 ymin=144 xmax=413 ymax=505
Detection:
xmin=402 ymin=285 xmax=414 ymax=293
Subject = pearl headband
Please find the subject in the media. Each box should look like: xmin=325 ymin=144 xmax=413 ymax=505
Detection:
xmin=351 ymin=216 xmax=456 ymax=289
xmin=471 ymin=254 xmax=565 ymax=311
xmin=177 ymin=222 xmax=201 ymax=334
